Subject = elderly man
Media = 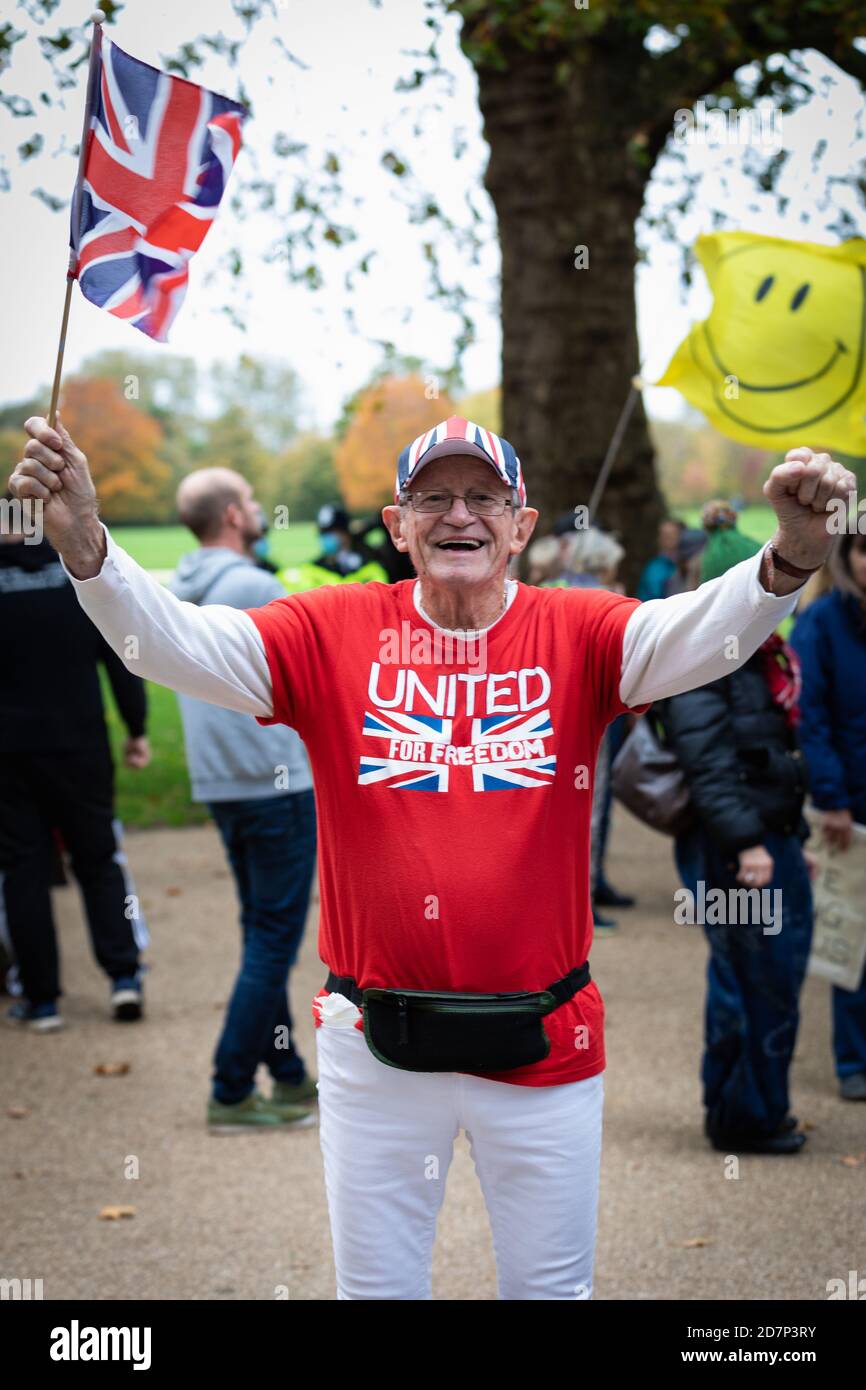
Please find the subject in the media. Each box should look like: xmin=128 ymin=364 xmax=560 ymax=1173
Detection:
xmin=9 ymin=411 xmax=854 ymax=1300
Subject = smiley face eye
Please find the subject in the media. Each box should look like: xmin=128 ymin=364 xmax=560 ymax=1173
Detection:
xmin=790 ymin=282 xmax=810 ymax=311
xmin=755 ymin=275 xmax=775 ymax=302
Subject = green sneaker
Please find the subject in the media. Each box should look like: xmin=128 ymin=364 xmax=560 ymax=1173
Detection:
xmin=207 ymin=1091 xmax=316 ymax=1134
xmin=271 ymin=1076 xmax=319 ymax=1108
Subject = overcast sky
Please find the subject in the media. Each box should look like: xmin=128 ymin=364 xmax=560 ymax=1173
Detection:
xmin=2 ymin=0 xmax=864 ymax=432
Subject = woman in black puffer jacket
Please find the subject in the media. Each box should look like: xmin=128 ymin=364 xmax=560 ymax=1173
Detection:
xmin=656 ymin=504 xmax=813 ymax=1155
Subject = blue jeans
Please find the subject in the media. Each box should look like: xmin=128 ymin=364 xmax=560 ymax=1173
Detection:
xmin=833 ymin=967 xmax=866 ymax=1079
xmin=595 ymin=714 xmax=628 ymax=892
xmin=675 ymin=826 xmax=813 ymax=1137
xmin=209 ymin=791 xmax=316 ymax=1105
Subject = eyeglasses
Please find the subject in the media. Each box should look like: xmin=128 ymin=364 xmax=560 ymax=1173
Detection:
xmin=402 ymin=489 xmax=516 ymax=516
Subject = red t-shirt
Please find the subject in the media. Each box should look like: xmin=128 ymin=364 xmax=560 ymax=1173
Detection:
xmin=248 ymin=578 xmax=645 ymax=1087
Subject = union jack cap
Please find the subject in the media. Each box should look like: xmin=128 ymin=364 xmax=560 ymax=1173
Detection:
xmin=396 ymin=416 xmax=526 ymax=505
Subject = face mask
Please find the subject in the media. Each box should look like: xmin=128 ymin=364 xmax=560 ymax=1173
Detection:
xmin=320 ymin=533 xmax=340 ymax=556
xmin=251 ymin=537 xmax=271 ymax=562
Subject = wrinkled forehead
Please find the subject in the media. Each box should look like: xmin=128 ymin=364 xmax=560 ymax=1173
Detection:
xmin=410 ymin=455 xmax=508 ymax=493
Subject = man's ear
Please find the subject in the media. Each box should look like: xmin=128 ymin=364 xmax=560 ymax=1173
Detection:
xmin=509 ymin=507 xmax=539 ymax=556
xmin=224 ymin=501 xmax=243 ymax=532
xmin=381 ymin=503 xmax=408 ymax=552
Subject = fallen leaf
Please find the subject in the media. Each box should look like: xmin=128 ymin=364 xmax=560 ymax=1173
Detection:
xmin=678 ymin=1237 xmax=712 ymax=1248
xmin=840 ymin=1153 xmax=866 ymax=1167
xmin=93 ymin=1062 xmax=131 ymax=1076
xmin=7 ymin=1105 xmax=31 ymax=1119
xmin=98 ymin=1205 xmax=136 ymax=1220
xmin=165 ymin=886 xmax=182 ymax=897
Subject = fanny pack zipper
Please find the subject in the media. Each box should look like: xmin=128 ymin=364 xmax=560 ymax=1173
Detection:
xmin=404 ymin=1000 xmax=546 ymax=1012
xmin=396 ymin=993 xmax=547 ymax=1045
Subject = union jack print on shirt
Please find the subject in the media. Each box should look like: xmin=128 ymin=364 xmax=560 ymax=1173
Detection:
xmin=359 ymin=709 xmax=453 ymax=792
xmin=470 ymin=709 xmax=556 ymax=791
xmin=70 ymin=37 xmax=247 ymax=340
xmin=358 ymin=704 xmax=556 ymax=792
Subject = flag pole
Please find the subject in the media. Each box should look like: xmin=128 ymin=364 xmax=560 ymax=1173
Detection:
xmin=47 ymin=10 xmax=104 ymax=428
xmin=586 ymin=372 xmax=644 ymax=525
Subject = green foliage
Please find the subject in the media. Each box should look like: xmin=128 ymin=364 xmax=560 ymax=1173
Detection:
xmin=455 ymin=385 xmax=501 ymax=432
xmin=451 ymin=0 xmax=866 ymax=76
xmin=209 ymin=355 xmax=303 ymax=454
xmin=275 ymin=434 xmax=343 ymax=522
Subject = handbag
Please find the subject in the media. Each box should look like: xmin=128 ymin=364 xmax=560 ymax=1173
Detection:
xmin=325 ymin=966 xmax=590 ymax=1073
xmin=610 ymin=714 xmax=694 ymax=838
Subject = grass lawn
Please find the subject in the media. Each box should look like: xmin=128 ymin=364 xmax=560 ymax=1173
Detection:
xmin=113 ymin=522 xmax=320 ymax=570
xmin=102 ymin=676 xmax=208 ymax=831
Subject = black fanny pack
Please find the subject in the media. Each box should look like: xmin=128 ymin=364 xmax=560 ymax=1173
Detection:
xmin=324 ymin=964 xmax=591 ymax=1074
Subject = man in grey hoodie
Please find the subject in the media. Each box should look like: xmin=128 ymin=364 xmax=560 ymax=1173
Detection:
xmin=170 ymin=468 xmax=317 ymax=1132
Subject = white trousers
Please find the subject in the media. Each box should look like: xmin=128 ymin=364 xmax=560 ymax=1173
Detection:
xmin=315 ymin=1020 xmax=605 ymax=1300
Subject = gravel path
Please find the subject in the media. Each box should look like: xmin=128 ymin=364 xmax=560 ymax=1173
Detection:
xmin=2 ymin=813 xmax=863 ymax=1300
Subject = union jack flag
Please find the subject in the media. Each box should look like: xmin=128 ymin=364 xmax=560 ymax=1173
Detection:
xmin=70 ymin=36 xmax=247 ymax=340
xmin=357 ymin=706 xmax=556 ymax=793
xmin=470 ymin=709 xmax=556 ymax=792
xmin=359 ymin=709 xmax=453 ymax=792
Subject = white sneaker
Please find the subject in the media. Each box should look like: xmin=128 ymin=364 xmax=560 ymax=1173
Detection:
xmin=7 ymin=1001 xmax=64 ymax=1032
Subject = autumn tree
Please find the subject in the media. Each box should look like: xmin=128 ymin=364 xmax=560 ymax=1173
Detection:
xmin=59 ymin=376 xmax=169 ymax=523
xmin=78 ymin=349 xmax=201 ymax=515
xmin=334 ymin=374 xmax=455 ymax=513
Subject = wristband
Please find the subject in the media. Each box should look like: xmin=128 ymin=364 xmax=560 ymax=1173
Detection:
xmin=764 ymin=541 xmax=823 ymax=590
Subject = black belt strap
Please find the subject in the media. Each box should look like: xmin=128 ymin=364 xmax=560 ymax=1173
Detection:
xmin=324 ymin=961 xmax=590 ymax=1009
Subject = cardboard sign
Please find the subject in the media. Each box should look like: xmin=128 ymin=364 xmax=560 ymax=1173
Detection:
xmin=806 ymin=812 xmax=866 ymax=992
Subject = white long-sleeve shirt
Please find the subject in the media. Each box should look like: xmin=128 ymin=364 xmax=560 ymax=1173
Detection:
xmin=61 ymin=525 xmax=800 ymax=717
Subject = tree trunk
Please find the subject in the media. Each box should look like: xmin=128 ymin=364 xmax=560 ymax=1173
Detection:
xmin=469 ymin=38 xmax=665 ymax=591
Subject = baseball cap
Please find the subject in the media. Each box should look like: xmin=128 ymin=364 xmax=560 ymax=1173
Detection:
xmin=396 ymin=415 xmax=526 ymax=505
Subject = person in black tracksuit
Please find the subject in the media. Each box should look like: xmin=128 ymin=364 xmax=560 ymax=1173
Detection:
xmin=655 ymin=651 xmax=814 ymax=1155
xmin=0 ymin=530 xmax=149 ymax=1028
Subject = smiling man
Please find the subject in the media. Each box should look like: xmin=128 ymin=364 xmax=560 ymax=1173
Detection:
xmin=7 ymin=411 xmax=855 ymax=1301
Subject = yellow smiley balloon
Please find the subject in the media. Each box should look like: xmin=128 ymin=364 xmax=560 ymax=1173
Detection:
xmin=657 ymin=230 xmax=866 ymax=453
